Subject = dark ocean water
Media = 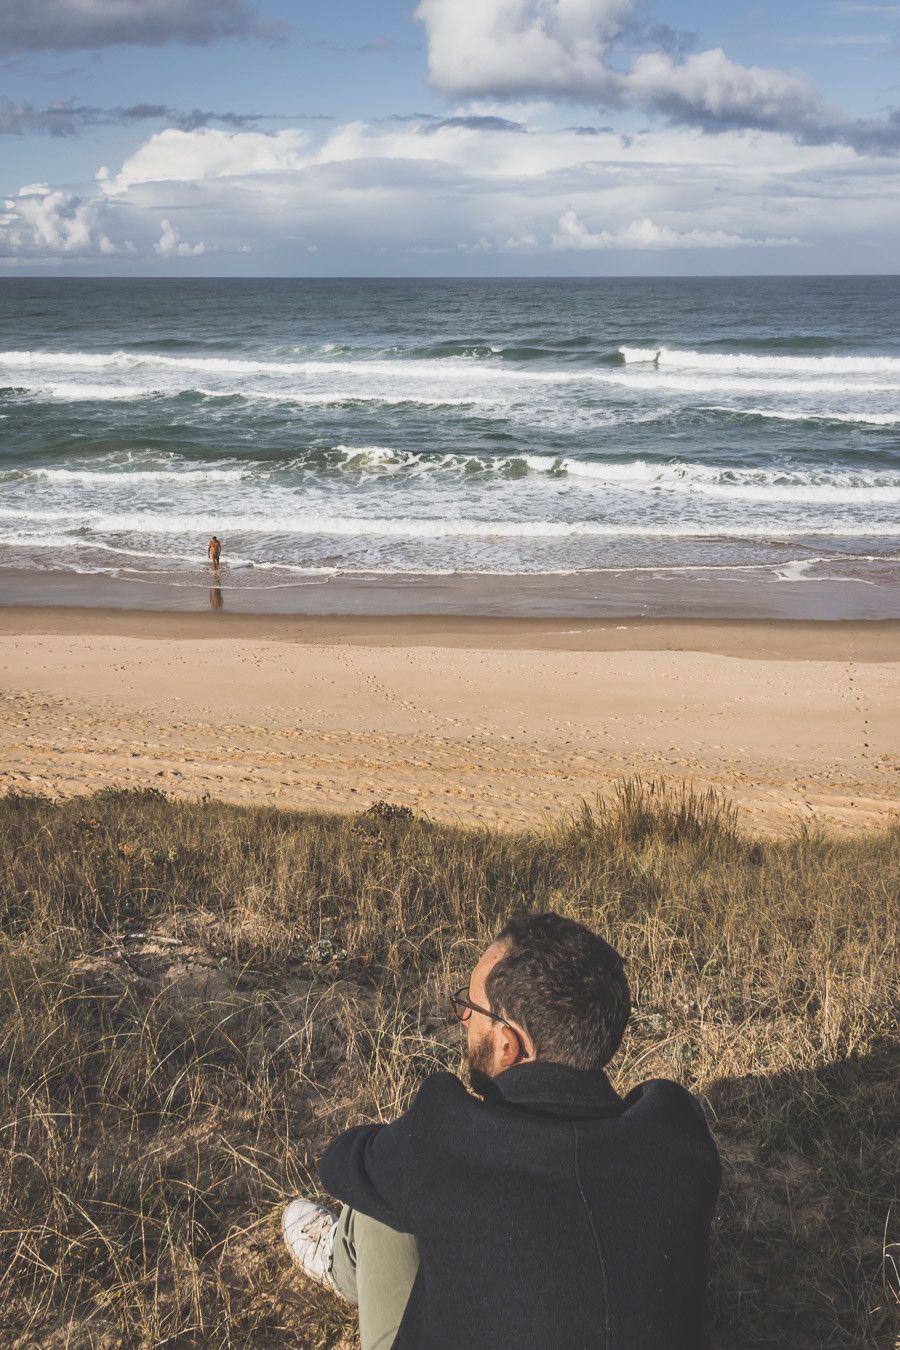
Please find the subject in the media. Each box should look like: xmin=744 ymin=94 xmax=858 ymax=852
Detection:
xmin=1 ymin=276 xmax=898 ymax=612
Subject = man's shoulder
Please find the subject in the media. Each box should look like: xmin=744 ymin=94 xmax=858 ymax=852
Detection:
xmin=413 ymin=1071 xmax=707 ymax=1116
xmin=624 ymin=1075 xmax=704 ymax=1111
xmin=389 ymin=1072 xmax=476 ymax=1153
xmin=623 ymin=1078 xmax=719 ymax=1149
xmin=409 ymin=1070 xmax=472 ymax=1111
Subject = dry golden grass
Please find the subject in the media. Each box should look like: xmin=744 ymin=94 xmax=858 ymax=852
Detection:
xmin=0 ymin=782 xmax=897 ymax=1348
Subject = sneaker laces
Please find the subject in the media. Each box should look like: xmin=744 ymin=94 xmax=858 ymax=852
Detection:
xmin=300 ymin=1208 xmax=336 ymax=1255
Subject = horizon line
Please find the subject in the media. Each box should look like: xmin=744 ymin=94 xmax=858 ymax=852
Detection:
xmin=2 ymin=271 xmax=900 ymax=282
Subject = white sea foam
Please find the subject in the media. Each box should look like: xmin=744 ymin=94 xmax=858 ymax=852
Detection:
xmin=0 ymin=532 xmax=345 ymax=575
xmin=2 ymin=376 xmax=489 ymax=410
xmin=4 ymin=344 xmax=900 ymax=386
xmin=704 ymin=406 xmax=900 ymax=426
xmin=773 ymin=559 xmax=875 ymax=585
xmin=312 ymin=448 xmax=900 ymax=505
xmin=8 ymin=344 xmax=900 ymax=378
xmin=619 ymin=345 xmax=900 ymax=375
xmin=2 ymin=505 xmax=899 ymax=539
xmin=1 ymin=533 xmax=890 ymax=582
xmin=519 ymin=455 xmax=900 ymax=494
xmin=525 ymin=458 xmax=900 ymax=504
xmin=4 ymin=350 xmax=900 ymax=409
xmin=0 ymin=349 xmax=508 ymax=381
xmin=600 ymin=369 xmax=900 ymax=395
xmin=618 ymin=347 xmax=663 ymax=364
xmin=323 ymin=446 xmax=900 ymax=504
xmin=19 ymin=381 xmax=153 ymax=402
xmin=9 ymin=449 xmax=900 ymax=504
xmin=19 ymin=465 xmax=247 ymax=486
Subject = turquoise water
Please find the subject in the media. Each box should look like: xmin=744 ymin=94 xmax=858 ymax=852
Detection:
xmin=1 ymin=276 xmax=898 ymax=609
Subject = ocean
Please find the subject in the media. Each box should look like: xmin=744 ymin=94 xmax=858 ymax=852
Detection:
xmin=1 ymin=275 xmax=899 ymax=617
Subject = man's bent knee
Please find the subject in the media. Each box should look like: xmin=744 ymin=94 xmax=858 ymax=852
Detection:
xmin=331 ymin=1207 xmax=419 ymax=1350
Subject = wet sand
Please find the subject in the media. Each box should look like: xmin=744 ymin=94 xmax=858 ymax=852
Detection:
xmin=1 ymin=607 xmax=897 ymax=833
xmin=1 ymin=562 xmax=900 ymax=621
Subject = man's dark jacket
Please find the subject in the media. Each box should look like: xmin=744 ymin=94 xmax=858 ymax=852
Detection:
xmin=319 ymin=1062 xmax=720 ymax=1350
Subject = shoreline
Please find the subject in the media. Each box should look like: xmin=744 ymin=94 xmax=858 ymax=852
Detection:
xmin=1 ymin=563 xmax=900 ymax=622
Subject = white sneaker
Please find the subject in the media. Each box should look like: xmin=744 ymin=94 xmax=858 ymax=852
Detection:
xmin=282 ymin=1197 xmax=340 ymax=1291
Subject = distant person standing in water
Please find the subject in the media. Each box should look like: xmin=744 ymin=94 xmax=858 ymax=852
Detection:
xmin=207 ymin=536 xmax=222 ymax=569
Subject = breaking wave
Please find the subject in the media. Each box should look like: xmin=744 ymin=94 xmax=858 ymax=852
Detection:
xmin=3 ymin=505 xmax=900 ymax=540
xmin=618 ymin=345 xmax=900 ymax=375
xmin=8 ymin=447 xmax=900 ymax=504
xmin=704 ymin=406 xmax=900 ymax=427
xmin=14 ymin=464 xmax=247 ymax=486
xmin=0 ymin=379 xmax=488 ymax=410
xmin=4 ymin=349 xmax=900 ymax=414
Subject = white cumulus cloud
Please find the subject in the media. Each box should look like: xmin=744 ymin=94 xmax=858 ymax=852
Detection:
xmin=0 ymin=182 xmax=129 ymax=260
xmin=625 ymin=49 xmax=820 ymax=130
xmin=155 ymin=218 xmax=209 ymax=257
xmin=415 ymin=0 xmax=630 ymax=102
xmin=414 ymin=0 xmax=900 ymax=153
xmin=103 ymin=127 xmax=309 ymax=194
xmin=2 ymin=114 xmax=899 ymax=271
xmin=551 ymin=210 xmax=801 ymax=250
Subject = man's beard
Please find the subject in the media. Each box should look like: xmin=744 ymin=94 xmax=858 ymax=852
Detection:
xmin=467 ymin=1030 xmax=495 ymax=1097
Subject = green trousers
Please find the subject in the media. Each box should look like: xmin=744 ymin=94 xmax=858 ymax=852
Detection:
xmin=330 ymin=1205 xmax=420 ymax=1350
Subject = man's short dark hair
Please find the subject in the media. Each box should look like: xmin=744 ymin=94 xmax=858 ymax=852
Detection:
xmin=485 ymin=912 xmax=630 ymax=1072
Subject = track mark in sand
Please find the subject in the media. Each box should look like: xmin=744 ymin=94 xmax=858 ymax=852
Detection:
xmin=328 ymin=647 xmax=483 ymax=733
xmin=845 ymin=650 xmax=871 ymax=760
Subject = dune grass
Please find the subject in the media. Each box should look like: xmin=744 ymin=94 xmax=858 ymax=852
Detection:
xmin=0 ymin=781 xmax=897 ymax=1348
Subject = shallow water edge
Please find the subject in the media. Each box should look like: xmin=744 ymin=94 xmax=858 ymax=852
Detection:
xmin=2 ymin=564 xmax=899 ymax=621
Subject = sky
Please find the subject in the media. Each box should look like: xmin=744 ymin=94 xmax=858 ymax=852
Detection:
xmin=1 ymin=0 xmax=899 ymax=275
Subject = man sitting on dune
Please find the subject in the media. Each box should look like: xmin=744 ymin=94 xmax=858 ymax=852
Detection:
xmin=283 ymin=911 xmax=720 ymax=1349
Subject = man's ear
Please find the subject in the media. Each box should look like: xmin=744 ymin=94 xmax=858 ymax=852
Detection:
xmin=498 ymin=1020 xmax=534 ymax=1068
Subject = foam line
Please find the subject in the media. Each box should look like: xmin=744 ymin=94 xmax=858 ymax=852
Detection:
xmin=7 ymin=450 xmax=900 ymax=504
xmin=703 ymin=406 xmax=900 ymax=427
xmin=7 ymin=450 xmax=900 ymax=503
xmin=2 ymin=506 xmax=899 ymax=539
xmin=619 ymin=345 xmax=900 ymax=374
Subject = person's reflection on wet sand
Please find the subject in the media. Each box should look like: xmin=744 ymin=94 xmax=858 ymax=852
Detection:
xmin=209 ymin=587 xmax=224 ymax=609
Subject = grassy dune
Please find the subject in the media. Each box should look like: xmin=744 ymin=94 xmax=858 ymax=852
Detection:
xmin=0 ymin=783 xmax=897 ymax=1348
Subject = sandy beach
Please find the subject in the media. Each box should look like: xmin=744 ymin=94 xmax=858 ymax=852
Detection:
xmin=1 ymin=607 xmax=897 ymax=833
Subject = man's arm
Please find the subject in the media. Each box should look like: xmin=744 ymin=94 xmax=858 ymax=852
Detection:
xmin=318 ymin=1108 xmax=415 ymax=1234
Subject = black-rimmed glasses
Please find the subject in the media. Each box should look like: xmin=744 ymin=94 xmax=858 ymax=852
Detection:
xmin=449 ymin=986 xmax=528 ymax=1058
xmin=449 ymin=987 xmax=511 ymax=1030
